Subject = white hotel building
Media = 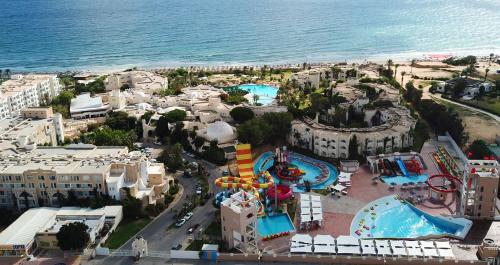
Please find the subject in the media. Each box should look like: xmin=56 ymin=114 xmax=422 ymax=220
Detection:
xmin=0 ymin=74 xmax=61 ymax=119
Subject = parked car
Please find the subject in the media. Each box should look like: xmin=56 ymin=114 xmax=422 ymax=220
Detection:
xmin=184 ymin=212 xmax=193 ymax=220
xmin=171 ymin=244 xmax=182 ymax=250
xmin=187 ymin=224 xmax=200 ymax=233
xmin=175 ymin=218 xmax=187 ymax=227
xmin=222 ymin=169 xmax=229 ymax=176
xmin=196 ymin=187 xmax=202 ymax=195
xmin=153 ymin=141 xmax=162 ymax=146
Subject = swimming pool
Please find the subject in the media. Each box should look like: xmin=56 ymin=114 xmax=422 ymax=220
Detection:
xmin=254 ymin=151 xmax=337 ymax=192
xmin=381 ymin=174 xmax=429 ymax=185
xmin=351 ymin=195 xmax=472 ymax=239
xmin=238 ymin=84 xmax=278 ymax=105
xmin=257 ymin=214 xmax=295 ymax=237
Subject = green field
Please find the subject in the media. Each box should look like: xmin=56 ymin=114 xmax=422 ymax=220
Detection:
xmin=104 ymin=218 xmax=151 ymax=249
xmin=466 ymin=97 xmax=500 ymax=116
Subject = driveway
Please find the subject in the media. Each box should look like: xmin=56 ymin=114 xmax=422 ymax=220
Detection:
xmin=93 ymin=154 xmax=224 ymax=264
xmin=431 ymin=94 xmax=500 ymax=123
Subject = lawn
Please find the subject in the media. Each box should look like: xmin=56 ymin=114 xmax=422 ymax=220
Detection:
xmin=465 ymin=97 xmax=500 ymax=116
xmin=104 ymin=218 xmax=151 ymax=249
xmin=185 ymin=221 xmax=222 ymax=251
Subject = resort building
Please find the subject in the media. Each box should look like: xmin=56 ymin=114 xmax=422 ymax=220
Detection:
xmin=220 ymin=191 xmax=258 ymax=253
xmin=0 ymin=206 xmax=122 ymax=257
xmin=291 ymin=69 xmax=321 ymax=89
xmin=460 ymin=159 xmax=500 ymax=219
xmin=109 ymin=89 xmax=126 ymax=110
xmin=0 ymin=144 xmax=169 ymax=210
xmin=289 ymin=107 xmax=416 ymax=158
xmin=105 ymin=70 xmax=168 ymax=93
xmin=437 ymin=77 xmax=493 ymax=98
xmin=70 ymin=93 xmax=111 ymax=119
xmin=0 ymin=74 xmax=61 ymax=119
xmin=0 ymin=113 xmax=63 ymax=153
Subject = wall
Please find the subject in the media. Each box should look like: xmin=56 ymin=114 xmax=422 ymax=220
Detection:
xmin=170 ymin=250 xmax=199 ymax=259
xmin=217 ymin=253 xmax=487 ymax=265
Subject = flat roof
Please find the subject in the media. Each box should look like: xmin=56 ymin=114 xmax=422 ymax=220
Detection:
xmin=0 ymin=206 xmax=122 ymax=247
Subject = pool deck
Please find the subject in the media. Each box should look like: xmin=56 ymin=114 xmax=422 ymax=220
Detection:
xmin=293 ymin=166 xmax=459 ymax=238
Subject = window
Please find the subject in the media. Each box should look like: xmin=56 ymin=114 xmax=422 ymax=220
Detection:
xmin=38 ymin=176 xmax=44 ymax=180
xmin=49 ymin=176 xmax=56 ymax=181
xmin=64 ymin=184 xmax=70 ymax=188
xmin=480 ymin=186 xmax=484 ymax=192
xmin=15 ymin=176 xmax=21 ymax=181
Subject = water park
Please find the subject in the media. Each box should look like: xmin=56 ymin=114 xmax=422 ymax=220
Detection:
xmin=216 ymin=135 xmax=500 ymax=262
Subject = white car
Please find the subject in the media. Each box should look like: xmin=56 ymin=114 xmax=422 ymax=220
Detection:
xmin=154 ymin=141 xmax=162 ymax=146
xmin=175 ymin=218 xmax=187 ymax=227
xmin=184 ymin=212 xmax=193 ymax=220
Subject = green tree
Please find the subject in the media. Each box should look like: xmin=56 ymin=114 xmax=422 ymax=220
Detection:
xmin=193 ymin=136 xmax=205 ymax=152
xmin=467 ymin=140 xmax=493 ymax=159
xmin=164 ymin=109 xmax=187 ymax=123
xmin=348 ymin=135 xmax=359 ymax=160
xmin=56 ymin=222 xmax=90 ymax=251
xmin=237 ymin=118 xmax=271 ymax=146
xmin=230 ymin=107 xmax=255 ymax=123
xmin=201 ymin=140 xmax=227 ymax=165
xmin=122 ymin=188 xmax=143 ymax=219
xmin=261 ymin=112 xmax=294 ymax=143
xmin=451 ymin=78 xmax=467 ymax=98
xmin=105 ymin=111 xmax=137 ymax=131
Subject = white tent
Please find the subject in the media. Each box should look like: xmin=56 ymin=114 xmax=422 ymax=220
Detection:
xmin=337 ymin=236 xmax=361 ymax=255
xmin=420 ymin=241 xmax=439 ymax=258
xmin=311 ymin=201 xmax=322 ymax=208
xmin=311 ymin=207 xmax=322 ymax=214
xmin=338 ymin=172 xmax=352 ymax=183
xmin=390 ymin=240 xmax=407 ymax=256
xmin=310 ymin=195 xmax=321 ymax=202
xmin=435 ymin=241 xmax=455 ymax=259
xmin=312 ymin=213 xmax=323 ymax=222
xmin=374 ymin=240 xmax=392 ymax=256
xmin=360 ymin=239 xmax=377 ymax=255
xmin=405 ymin=241 xmax=423 ymax=257
xmin=332 ymin=183 xmax=347 ymax=192
xmin=300 ymin=200 xmax=310 ymax=208
xmin=300 ymin=193 xmax=310 ymax=201
xmin=313 ymin=235 xmax=336 ymax=254
xmin=291 ymin=234 xmax=313 ymax=253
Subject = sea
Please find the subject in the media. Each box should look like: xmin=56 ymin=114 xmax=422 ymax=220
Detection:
xmin=1 ymin=0 xmax=499 ymax=71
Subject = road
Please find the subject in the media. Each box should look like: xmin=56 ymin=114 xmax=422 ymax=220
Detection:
xmin=85 ymin=257 xmax=281 ymax=265
xmin=92 ymin=148 xmax=224 ymax=264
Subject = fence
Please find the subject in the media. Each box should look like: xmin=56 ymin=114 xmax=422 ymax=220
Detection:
xmin=217 ymin=253 xmax=488 ymax=265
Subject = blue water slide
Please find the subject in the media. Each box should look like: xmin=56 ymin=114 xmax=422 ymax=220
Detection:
xmin=395 ymin=158 xmax=410 ymax=177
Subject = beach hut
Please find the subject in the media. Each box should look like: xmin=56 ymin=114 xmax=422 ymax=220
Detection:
xmin=374 ymin=240 xmax=392 ymax=256
xmin=360 ymin=239 xmax=377 ymax=256
xmin=420 ymin=240 xmax=439 ymax=258
xmin=390 ymin=240 xmax=408 ymax=256
xmin=290 ymin=234 xmax=313 ymax=253
xmin=313 ymin=235 xmax=336 ymax=254
xmin=405 ymin=240 xmax=423 ymax=257
xmin=336 ymin=235 xmax=361 ymax=255
xmin=435 ymin=241 xmax=455 ymax=259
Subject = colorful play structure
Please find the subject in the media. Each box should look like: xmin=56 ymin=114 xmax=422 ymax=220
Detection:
xmin=377 ymin=156 xmax=422 ymax=177
xmin=215 ymin=144 xmax=293 ymax=216
xmin=273 ymin=146 xmax=306 ymax=181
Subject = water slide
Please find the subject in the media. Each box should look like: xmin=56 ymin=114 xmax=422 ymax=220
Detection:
xmin=383 ymin=159 xmax=396 ymax=176
xmin=267 ymin=184 xmax=293 ymax=201
xmin=395 ymin=158 xmax=410 ymax=177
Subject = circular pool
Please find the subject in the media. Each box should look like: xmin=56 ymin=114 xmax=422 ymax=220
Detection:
xmin=254 ymin=151 xmax=337 ymax=192
xmin=238 ymin=84 xmax=278 ymax=105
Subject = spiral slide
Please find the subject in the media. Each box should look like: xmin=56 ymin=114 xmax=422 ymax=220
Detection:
xmin=426 ymin=174 xmax=463 ymax=193
xmin=267 ymin=184 xmax=293 ymax=201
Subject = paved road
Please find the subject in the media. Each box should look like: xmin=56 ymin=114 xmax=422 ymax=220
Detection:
xmin=431 ymin=94 xmax=500 ymax=123
xmin=92 ymin=153 xmax=223 ymax=264
xmin=84 ymin=257 xmax=279 ymax=265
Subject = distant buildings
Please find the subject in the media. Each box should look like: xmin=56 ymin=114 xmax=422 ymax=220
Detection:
xmin=70 ymin=93 xmax=111 ymax=119
xmin=289 ymin=107 xmax=416 ymax=158
xmin=0 ymin=143 xmax=169 ymax=210
xmin=105 ymin=71 xmax=168 ymax=93
xmin=0 ymin=206 xmax=122 ymax=256
xmin=291 ymin=69 xmax=321 ymax=89
xmin=437 ymin=77 xmax=493 ymax=98
xmin=0 ymin=74 xmax=61 ymax=119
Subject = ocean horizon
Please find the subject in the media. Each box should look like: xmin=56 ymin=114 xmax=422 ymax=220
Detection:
xmin=1 ymin=0 xmax=499 ymax=72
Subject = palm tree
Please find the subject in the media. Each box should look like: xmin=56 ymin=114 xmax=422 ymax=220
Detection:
xmin=489 ymin=53 xmax=495 ymax=65
xmin=19 ymin=190 xmax=31 ymax=210
xmin=387 ymin=59 xmax=393 ymax=71
xmin=485 ymin=68 xmax=490 ymax=81
xmin=410 ymin=59 xmax=416 ymax=74
xmin=394 ymin=64 xmax=399 ymax=79
xmin=400 ymin=71 xmax=406 ymax=85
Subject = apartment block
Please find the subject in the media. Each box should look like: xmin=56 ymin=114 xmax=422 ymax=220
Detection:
xmin=0 ymin=74 xmax=61 ymax=118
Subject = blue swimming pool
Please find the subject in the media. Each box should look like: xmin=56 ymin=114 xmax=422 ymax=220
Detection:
xmin=381 ymin=174 xmax=429 ymax=185
xmin=238 ymin=84 xmax=278 ymax=105
xmin=351 ymin=195 xmax=472 ymax=239
xmin=257 ymin=214 xmax=295 ymax=237
xmin=254 ymin=151 xmax=337 ymax=192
